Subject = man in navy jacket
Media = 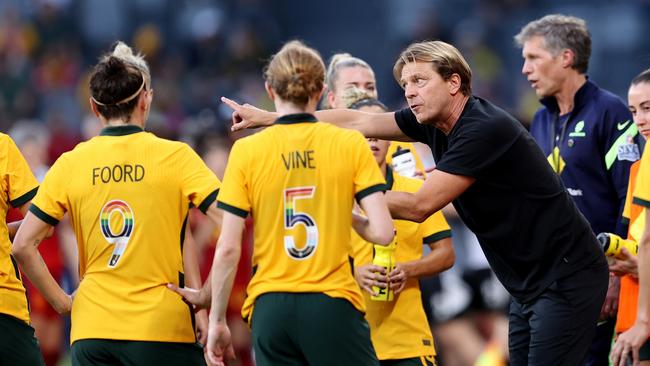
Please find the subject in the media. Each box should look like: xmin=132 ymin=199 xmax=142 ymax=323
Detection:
xmin=516 ymin=14 xmax=640 ymax=365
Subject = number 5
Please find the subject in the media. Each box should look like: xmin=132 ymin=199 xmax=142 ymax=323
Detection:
xmin=284 ymin=187 xmax=318 ymax=260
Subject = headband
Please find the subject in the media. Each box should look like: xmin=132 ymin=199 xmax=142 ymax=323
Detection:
xmin=91 ymin=74 xmax=146 ymax=107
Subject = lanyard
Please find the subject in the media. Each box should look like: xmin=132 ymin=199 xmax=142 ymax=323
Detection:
xmin=550 ymin=113 xmax=570 ymax=174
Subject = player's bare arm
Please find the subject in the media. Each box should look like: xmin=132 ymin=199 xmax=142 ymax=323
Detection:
xmin=389 ymin=237 xmax=454 ymax=294
xmin=12 ymin=212 xmax=72 ymax=314
xmin=167 ymin=204 xmax=223 ymax=309
xmin=353 ymin=191 xmax=394 ymax=246
xmin=205 ymin=211 xmax=241 ymax=366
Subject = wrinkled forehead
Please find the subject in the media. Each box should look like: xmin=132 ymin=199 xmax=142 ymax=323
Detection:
xmin=399 ymin=61 xmax=437 ymax=81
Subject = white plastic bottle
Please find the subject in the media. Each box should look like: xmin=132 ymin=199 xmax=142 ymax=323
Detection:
xmin=391 ymin=147 xmax=417 ymax=177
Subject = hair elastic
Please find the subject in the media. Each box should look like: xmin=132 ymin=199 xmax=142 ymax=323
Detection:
xmin=92 ymin=75 xmax=146 ymax=107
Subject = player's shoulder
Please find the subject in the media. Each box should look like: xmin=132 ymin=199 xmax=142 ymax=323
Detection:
xmin=590 ymin=86 xmax=628 ymax=115
xmin=316 ymin=122 xmax=366 ymax=144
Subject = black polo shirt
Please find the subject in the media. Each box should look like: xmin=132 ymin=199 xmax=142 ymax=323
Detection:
xmin=395 ymin=96 xmax=605 ymax=302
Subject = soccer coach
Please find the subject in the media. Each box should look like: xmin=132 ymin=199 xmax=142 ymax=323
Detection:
xmin=222 ymin=40 xmax=609 ymax=365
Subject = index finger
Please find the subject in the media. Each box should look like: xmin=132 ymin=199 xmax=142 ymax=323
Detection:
xmin=220 ymin=97 xmax=241 ymax=111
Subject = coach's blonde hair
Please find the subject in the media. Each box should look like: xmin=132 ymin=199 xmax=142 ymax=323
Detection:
xmin=264 ymin=40 xmax=325 ymax=107
xmin=393 ymin=41 xmax=472 ymax=96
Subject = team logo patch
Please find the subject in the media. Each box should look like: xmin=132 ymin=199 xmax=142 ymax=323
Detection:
xmin=568 ymin=121 xmax=586 ymax=137
xmin=617 ymin=119 xmax=631 ymax=131
xmin=617 ymin=142 xmax=640 ymax=162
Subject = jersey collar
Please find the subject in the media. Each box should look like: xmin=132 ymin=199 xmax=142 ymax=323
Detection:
xmin=100 ymin=125 xmax=145 ymax=136
xmin=385 ymin=166 xmax=394 ymax=190
xmin=275 ymin=113 xmax=318 ymax=125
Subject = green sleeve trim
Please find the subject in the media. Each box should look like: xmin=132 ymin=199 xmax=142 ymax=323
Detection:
xmin=605 ymin=123 xmax=638 ymax=170
xmin=9 ymin=186 xmax=38 ymax=208
xmin=217 ymin=201 xmax=248 ymax=218
xmin=632 ymin=197 xmax=650 ymax=208
xmin=621 ymin=216 xmax=630 ymax=225
xmin=355 ymin=183 xmax=386 ymax=203
xmin=28 ymin=204 xmax=59 ymax=226
xmin=423 ymin=229 xmax=452 ymax=244
xmin=197 ymin=189 xmax=219 ymax=214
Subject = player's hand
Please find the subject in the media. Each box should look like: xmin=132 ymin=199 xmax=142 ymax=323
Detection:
xmin=354 ymin=264 xmax=387 ymax=296
xmin=205 ymin=319 xmax=236 ymax=366
xmin=413 ymin=170 xmax=426 ymax=180
xmin=195 ymin=309 xmax=209 ymax=346
xmin=608 ymin=248 xmax=638 ymax=277
xmin=166 ymin=283 xmax=210 ymax=309
xmin=220 ymin=97 xmax=277 ymax=131
xmin=54 ymin=293 xmax=73 ymax=315
xmin=388 ymin=263 xmax=410 ymax=294
xmin=599 ymin=274 xmax=620 ymax=321
xmin=611 ymin=321 xmax=649 ymax=366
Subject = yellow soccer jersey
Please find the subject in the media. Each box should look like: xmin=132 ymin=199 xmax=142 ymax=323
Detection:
xmin=386 ymin=142 xmax=425 ymax=174
xmin=624 ymin=161 xmax=645 ymax=240
xmin=633 ymin=143 xmax=650 ymax=212
xmin=216 ymin=113 xmax=386 ymax=323
xmin=351 ymin=167 xmax=451 ymax=360
xmin=0 ymin=133 xmax=38 ymax=324
xmin=30 ymin=125 xmax=220 ymax=344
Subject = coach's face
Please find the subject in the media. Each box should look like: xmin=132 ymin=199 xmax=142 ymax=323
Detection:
xmin=521 ymin=36 xmax=566 ymax=98
xmin=400 ymin=61 xmax=452 ymax=126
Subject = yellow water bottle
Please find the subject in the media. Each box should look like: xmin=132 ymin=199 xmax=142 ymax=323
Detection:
xmin=596 ymin=232 xmax=638 ymax=257
xmin=371 ymin=233 xmax=397 ymax=301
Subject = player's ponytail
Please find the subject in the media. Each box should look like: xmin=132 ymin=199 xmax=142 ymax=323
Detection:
xmin=89 ymin=42 xmax=148 ymax=122
xmin=264 ymin=40 xmax=325 ymax=107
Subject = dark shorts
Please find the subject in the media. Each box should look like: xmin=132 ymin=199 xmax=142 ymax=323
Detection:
xmin=71 ymin=339 xmax=205 ymax=366
xmin=251 ymin=292 xmax=378 ymax=366
xmin=0 ymin=313 xmax=45 ymax=366
xmin=380 ymin=355 xmax=437 ymax=366
xmin=508 ymin=262 xmax=608 ymax=366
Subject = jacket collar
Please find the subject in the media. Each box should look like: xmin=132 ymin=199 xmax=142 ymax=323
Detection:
xmin=539 ymin=78 xmax=598 ymax=115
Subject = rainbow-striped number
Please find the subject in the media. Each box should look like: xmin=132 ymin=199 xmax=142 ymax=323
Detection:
xmin=99 ymin=200 xmax=135 ymax=268
xmin=284 ymin=187 xmax=318 ymax=260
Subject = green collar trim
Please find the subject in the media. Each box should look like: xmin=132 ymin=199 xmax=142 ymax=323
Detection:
xmin=275 ymin=113 xmax=318 ymax=125
xmin=100 ymin=125 xmax=144 ymax=136
xmin=385 ymin=166 xmax=394 ymax=190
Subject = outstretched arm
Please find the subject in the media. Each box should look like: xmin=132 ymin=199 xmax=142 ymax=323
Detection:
xmin=222 ymin=97 xmax=411 ymax=141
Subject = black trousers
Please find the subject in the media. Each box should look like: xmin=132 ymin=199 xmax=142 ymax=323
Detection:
xmin=508 ymin=262 xmax=608 ymax=365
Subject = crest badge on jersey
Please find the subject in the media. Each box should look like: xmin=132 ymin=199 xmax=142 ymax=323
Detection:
xmin=617 ymin=135 xmax=640 ymax=163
